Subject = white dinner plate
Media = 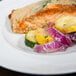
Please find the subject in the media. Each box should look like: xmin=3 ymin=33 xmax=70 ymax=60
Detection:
xmin=0 ymin=0 xmax=76 ymax=75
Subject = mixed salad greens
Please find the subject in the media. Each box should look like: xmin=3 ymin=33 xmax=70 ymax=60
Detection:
xmin=25 ymin=15 xmax=76 ymax=53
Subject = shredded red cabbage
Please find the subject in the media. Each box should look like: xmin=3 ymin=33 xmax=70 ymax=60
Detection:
xmin=34 ymin=40 xmax=66 ymax=53
xmin=46 ymin=28 xmax=73 ymax=47
xmin=48 ymin=22 xmax=55 ymax=28
xmin=34 ymin=28 xmax=73 ymax=53
xmin=67 ymin=32 xmax=76 ymax=42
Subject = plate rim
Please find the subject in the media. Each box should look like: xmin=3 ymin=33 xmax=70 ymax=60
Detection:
xmin=0 ymin=0 xmax=76 ymax=74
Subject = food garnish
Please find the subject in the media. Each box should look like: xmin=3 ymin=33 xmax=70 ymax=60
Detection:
xmin=9 ymin=0 xmax=76 ymax=53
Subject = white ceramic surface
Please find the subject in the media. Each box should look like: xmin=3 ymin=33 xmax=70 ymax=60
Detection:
xmin=0 ymin=0 xmax=76 ymax=75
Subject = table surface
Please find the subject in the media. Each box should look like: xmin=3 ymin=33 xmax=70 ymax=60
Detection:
xmin=0 ymin=67 xmax=76 ymax=76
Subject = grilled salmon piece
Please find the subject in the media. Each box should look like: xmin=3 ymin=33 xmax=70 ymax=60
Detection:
xmin=9 ymin=0 xmax=76 ymax=33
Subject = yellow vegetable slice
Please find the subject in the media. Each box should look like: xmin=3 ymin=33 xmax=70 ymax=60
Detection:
xmin=35 ymin=32 xmax=46 ymax=44
xmin=46 ymin=37 xmax=54 ymax=43
xmin=35 ymin=28 xmax=54 ymax=44
xmin=63 ymin=25 xmax=76 ymax=33
xmin=55 ymin=15 xmax=76 ymax=33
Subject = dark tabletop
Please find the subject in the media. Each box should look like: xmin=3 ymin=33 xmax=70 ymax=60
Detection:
xmin=0 ymin=66 xmax=76 ymax=76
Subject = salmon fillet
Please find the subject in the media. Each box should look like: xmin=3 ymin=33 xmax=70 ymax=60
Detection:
xmin=9 ymin=0 xmax=76 ymax=33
